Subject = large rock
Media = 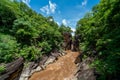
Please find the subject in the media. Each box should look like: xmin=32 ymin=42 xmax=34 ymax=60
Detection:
xmin=72 ymin=34 xmax=81 ymax=51
xmin=39 ymin=54 xmax=48 ymax=66
xmin=19 ymin=67 xmax=30 ymax=80
xmin=62 ymin=32 xmax=72 ymax=50
xmin=44 ymin=56 xmax=56 ymax=67
xmin=77 ymin=69 xmax=96 ymax=80
xmin=75 ymin=57 xmax=97 ymax=80
xmin=19 ymin=62 xmax=36 ymax=80
xmin=51 ymin=52 xmax=60 ymax=58
xmin=0 ymin=57 xmax=24 ymax=80
xmin=30 ymin=66 xmax=42 ymax=76
xmin=19 ymin=62 xmax=42 ymax=80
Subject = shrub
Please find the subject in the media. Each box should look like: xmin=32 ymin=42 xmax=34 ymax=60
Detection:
xmin=19 ymin=46 xmax=42 ymax=61
xmin=0 ymin=33 xmax=18 ymax=63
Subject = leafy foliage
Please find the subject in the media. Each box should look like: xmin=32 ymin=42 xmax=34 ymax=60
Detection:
xmin=0 ymin=0 xmax=63 ymax=62
xmin=0 ymin=33 xmax=18 ymax=63
xmin=19 ymin=46 xmax=41 ymax=61
xmin=59 ymin=24 xmax=73 ymax=34
xmin=76 ymin=0 xmax=120 ymax=79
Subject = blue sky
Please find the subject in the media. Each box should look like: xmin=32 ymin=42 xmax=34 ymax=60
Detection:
xmin=22 ymin=0 xmax=100 ymax=31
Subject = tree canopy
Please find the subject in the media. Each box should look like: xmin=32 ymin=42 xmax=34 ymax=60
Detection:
xmin=0 ymin=0 xmax=71 ymax=62
xmin=76 ymin=0 xmax=120 ymax=79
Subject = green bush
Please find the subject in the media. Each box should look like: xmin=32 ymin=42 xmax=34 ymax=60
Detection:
xmin=0 ymin=0 xmax=63 ymax=62
xmin=20 ymin=46 xmax=42 ymax=61
xmin=39 ymin=41 xmax=52 ymax=54
xmin=0 ymin=33 xmax=18 ymax=63
xmin=76 ymin=0 xmax=120 ymax=79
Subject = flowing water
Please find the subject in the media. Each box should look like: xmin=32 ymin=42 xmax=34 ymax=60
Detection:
xmin=29 ymin=50 xmax=80 ymax=80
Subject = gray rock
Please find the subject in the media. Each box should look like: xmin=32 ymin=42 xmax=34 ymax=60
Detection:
xmin=51 ymin=52 xmax=60 ymax=58
xmin=39 ymin=55 xmax=48 ymax=66
xmin=77 ymin=69 xmax=96 ymax=80
xmin=59 ymin=50 xmax=67 ymax=56
xmin=19 ymin=67 xmax=30 ymax=80
xmin=44 ymin=56 xmax=56 ymax=67
xmin=30 ymin=66 xmax=42 ymax=75
xmin=75 ymin=58 xmax=96 ymax=80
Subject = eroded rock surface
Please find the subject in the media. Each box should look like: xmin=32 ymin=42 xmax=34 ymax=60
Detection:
xmin=0 ymin=57 xmax=24 ymax=80
xmin=19 ymin=51 xmax=67 ymax=80
xmin=75 ymin=57 xmax=97 ymax=80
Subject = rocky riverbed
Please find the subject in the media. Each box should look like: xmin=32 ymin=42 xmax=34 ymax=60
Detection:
xmin=0 ymin=50 xmax=97 ymax=80
xmin=29 ymin=50 xmax=80 ymax=80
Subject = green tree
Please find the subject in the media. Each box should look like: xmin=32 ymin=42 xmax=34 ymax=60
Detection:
xmin=0 ymin=0 xmax=63 ymax=62
xmin=76 ymin=0 xmax=120 ymax=79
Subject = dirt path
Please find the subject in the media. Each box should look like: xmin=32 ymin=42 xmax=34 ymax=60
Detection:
xmin=29 ymin=50 xmax=80 ymax=80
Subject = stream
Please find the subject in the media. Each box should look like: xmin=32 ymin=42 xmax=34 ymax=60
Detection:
xmin=29 ymin=50 xmax=80 ymax=80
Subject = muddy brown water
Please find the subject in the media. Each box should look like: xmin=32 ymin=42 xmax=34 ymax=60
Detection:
xmin=29 ymin=50 xmax=80 ymax=80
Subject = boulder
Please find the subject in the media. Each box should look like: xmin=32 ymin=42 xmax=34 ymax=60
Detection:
xmin=30 ymin=66 xmax=42 ymax=76
xmin=77 ymin=69 xmax=96 ymax=80
xmin=19 ymin=62 xmax=37 ymax=80
xmin=62 ymin=32 xmax=72 ymax=50
xmin=51 ymin=52 xmax=60 ymax=58
xmin=19 ymin=67 xmax=30 ymax=80
xmin=0 ymin=57 xmax=24 ymax=80
xmin=39 ymin=54 xmax=48 ymax=66
xmin=44 ymin=56 xmax=56 ymax=67
xmin=75 ymin=57 xmax=97 ymax=80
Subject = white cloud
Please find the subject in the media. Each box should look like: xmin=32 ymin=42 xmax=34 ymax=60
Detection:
xmin=62 ymin=19 xmax=68 ymax=26
xmin=40 ymin=0 xmax=57 ymax=14
xmin=81 ymin=0 xmax=87 ymax=7
xmin=40 ymin=5 xmax=50 ymax=14
xmin=49 ymin=1 xmax=56 ymax=13
xmin=71 ymin=28 xmax=76 ymax=32
xmin=22 ymin=0 xmax=31 ymax=7
xmin=71 ymin=28 xmax=76 ymax=36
